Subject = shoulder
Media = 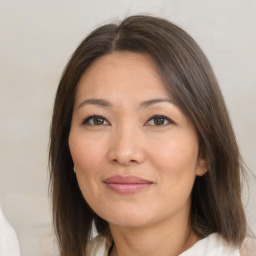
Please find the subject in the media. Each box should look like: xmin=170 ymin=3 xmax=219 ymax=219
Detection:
xmin=0 ymin=206 xmax=20 ymax=256
xmin=240 ymin=236 xmax=256 ymax=256
xmin=86 ymin=235 xmax=112 ymax=256
xmin=179 ymin=233 xmax=240 ymax=256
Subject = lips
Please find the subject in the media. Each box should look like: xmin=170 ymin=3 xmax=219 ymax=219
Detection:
xmin=103 ymin=175 xmax=153 ymax=194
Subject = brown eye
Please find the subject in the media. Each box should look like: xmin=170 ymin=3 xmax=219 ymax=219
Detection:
xmin=146 ymin=115 xmax=174 ymax=126
xmin=93 ymin=116 xmax=105 ymax=125
xmin=82 ymin=115 xmax=109 ymax=126
xmin=153 ymin=117 xmax=165 ymax=125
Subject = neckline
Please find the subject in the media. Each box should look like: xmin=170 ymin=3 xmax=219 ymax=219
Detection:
xmin=107 ymin=233 xmax=214 ymax=256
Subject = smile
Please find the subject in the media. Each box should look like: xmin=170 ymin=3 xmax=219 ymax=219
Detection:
xmin=103 ymin=175 xmax=153 ymax=194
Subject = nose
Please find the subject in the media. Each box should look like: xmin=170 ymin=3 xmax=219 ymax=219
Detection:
xmin=107 ymin=125 xmax=145 ymax=166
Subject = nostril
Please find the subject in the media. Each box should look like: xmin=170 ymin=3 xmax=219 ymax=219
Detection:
xmin=112 ymin=158 xmax=139 ymax=166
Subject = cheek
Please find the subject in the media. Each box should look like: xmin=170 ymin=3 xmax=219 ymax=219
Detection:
xmin=153 ymin=141 xmax=198 ymax=209
xmin=149 ymin=134 xmax=199 ymax=197
xmin=69 ymin=134 xmax=106 ymax=207
xmin=69 ymin=133 xmax=106 ymax=173
xmin=152 ymin=138 xmax=199 ymax=172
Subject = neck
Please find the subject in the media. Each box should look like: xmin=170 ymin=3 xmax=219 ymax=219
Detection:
xmin=109 ymin=209 xmax=199 ymax=256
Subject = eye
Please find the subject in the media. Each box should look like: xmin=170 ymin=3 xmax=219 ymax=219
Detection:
xmin=146 ymin=115 xmax=174 ymax=126
xmin=82 ymin=115 xmax=110 ymax=126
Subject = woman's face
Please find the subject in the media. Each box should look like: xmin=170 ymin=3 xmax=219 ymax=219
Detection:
xmin=69 ymin=52 xmax=206 ymax=228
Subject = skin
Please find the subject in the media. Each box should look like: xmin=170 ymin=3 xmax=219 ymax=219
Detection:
xmin=69 ymin=52 xmax=207 ymax=256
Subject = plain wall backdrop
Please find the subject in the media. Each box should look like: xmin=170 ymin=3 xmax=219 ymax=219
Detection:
xmin=0 ymin=0 xmax=255 ymax=255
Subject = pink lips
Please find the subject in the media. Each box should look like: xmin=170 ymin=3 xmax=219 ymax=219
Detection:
xmin=103 ymin=175 xmax=153 ymax=194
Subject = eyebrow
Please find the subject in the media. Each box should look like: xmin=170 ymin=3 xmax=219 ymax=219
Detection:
xmin=77 ymin=98 xmax=176 ymax=109
xmin=77 ymin=99 xmax=112 ymax=108
xmin=139 ymin=98 xmax=176 ymax=108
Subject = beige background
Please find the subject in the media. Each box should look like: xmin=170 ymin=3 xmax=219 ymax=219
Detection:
xmin=0 ymin=0 xmax=255 ymax=255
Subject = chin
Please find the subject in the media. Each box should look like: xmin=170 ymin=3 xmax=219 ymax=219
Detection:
xmin=101 ymin=207 xmax=154 ymax=228
xmin=108 ymin=217 xmax=150 ymax=228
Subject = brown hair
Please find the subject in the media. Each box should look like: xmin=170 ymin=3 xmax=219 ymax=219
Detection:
xmin=49 ymin=15 xmax=247 ymax=256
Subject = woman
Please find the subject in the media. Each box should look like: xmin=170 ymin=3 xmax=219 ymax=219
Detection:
xmin=49 ymin=15 xmax=252 ymax=255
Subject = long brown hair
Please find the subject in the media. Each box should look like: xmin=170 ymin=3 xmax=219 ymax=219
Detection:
xmin=49 ymin=15 xmax=247 ymax=256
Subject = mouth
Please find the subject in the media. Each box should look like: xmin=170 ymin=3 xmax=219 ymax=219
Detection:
xmin=103 ymin=175 xmax=153 ymax=195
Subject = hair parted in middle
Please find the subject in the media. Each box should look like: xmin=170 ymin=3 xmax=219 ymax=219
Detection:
xmin=49 ymin=15 xmax=246 ymax=256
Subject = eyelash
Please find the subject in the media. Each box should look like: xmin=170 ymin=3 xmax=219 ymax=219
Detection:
xmin=81 ymin=115 xmax=175 ymax=126
xmin=82 ymin=115 xmax=109 ymax=126
xmin=146 ymin=115 xmax=174 ymax=126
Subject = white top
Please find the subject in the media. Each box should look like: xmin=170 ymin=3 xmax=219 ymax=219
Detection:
xmin=0 ymin=206 xmax=20 ymax=256
xmin=86 ymin=233 xmax=241 ymax=256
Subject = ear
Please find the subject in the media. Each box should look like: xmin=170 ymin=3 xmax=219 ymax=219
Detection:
xmin=195 ymin=156 xmax=208 ymax=177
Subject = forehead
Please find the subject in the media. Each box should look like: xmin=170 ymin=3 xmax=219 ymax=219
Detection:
xmin=75 ymin=51 xmax=172 ymax=102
